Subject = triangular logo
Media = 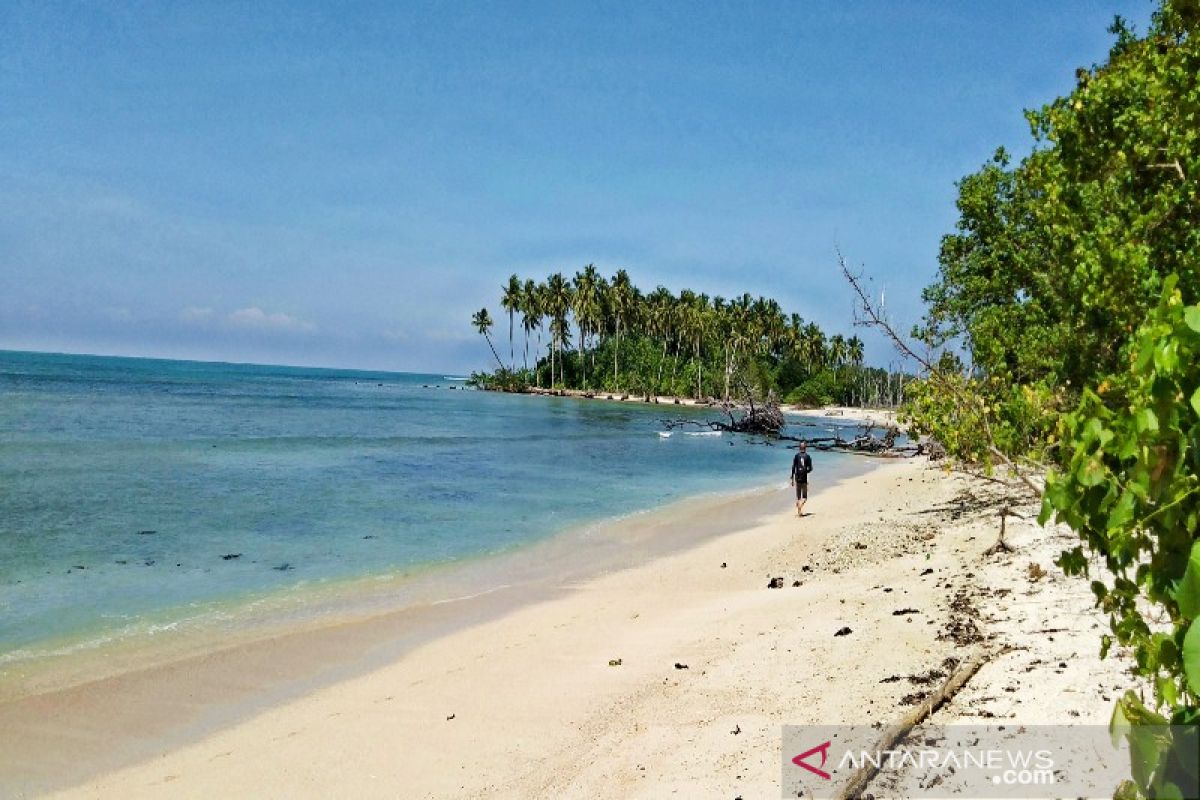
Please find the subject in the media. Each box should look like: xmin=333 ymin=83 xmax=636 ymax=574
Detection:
xmin=792 ymin=740 xmax=832 ymax=780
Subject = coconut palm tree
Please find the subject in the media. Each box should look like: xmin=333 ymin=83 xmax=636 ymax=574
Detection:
xmin=847 ymin=335 xmax=865 ymax=366
xmin=471 ymin=308 xmax=504 ymax=370
xmin=572 ymin=265 xmax=602 ymax=388
xmin=520 ymin=278 xmax=539 ymax=381
xmin=549 ymin=315 xmax=570 ymax=387
xmin=689 ymin=293 xmax=710 ymax=399
xmin=500 ymin=274 xmax=522 ymax=371
xmin=829 ymin=334 xmax=848 ymax=371
xmin=846 ymin=335 xmax=866 ymax=406
xmin=802 ymin=323 xmax=826 ymax=373
xmin=609 ymin=269 xmax=634 ymax=390
xmin=544 ymin=273 xmax=572 ymax=387
xmin=646 ymin=286 xmax=674 ymax=396
xmin=671 ymin=289 xmax=695 ymax=392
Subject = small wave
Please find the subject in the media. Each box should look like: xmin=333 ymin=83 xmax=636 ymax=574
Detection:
xmin=657 ymin=431 xmax=672 ymax=438
xmin=430 ymin=583 xmax=513 ymax=606
xmin=685 ymin=430 xmax=722 ymax=437
xmin=442 ymin=376 xmax=469 ymax=382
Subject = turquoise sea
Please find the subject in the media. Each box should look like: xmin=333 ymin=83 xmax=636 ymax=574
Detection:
xmin=0 ymin=350 xmax=869 ymax=670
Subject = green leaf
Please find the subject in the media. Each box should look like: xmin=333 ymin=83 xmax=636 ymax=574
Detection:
xmin=1127 ymin=722 xmax=1165 ymax=788
xmin=1182 ymin=619 xmax=1200 ymax=693
xmin=1155 ymin=340 xmax=1180 ymax=372
xmin=1159 ymin=781 xmax=1185 ymax=800
xmin=1185 ymin=306 xmax=1200 ymax=333
xmin=1108 ymin=490 xmax=1137 ymax=533
xmin=1136 ymin=407 xmax=1159 ymax=433
xmin=1079 ymin=456 xmax=1107 ymax=487
xmin=1175 ymin=541 xmax=1200 ymax=619
xmin=1191 ymin=386 xmax=1200 ymax=419
xmin=1157 ymin=675 xmax=1179 ymax=708
xmin=1111 ymin=695 xmax=1132 ymax=748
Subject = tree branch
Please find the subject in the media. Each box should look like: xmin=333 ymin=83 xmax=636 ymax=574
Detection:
xmin=838 ymin=248 xmax=1042 ymax=497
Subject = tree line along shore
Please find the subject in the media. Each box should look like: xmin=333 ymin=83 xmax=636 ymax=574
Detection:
xmin=470 ymin=268 xmax=910 ymax=409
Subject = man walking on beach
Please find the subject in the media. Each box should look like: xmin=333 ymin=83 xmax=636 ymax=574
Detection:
xmin=790 ymin=442 xmax=813 ymax=517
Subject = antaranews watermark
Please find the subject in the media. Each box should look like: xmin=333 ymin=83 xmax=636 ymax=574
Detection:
xmin=781 ymin=724 xmax=1198 ymax=798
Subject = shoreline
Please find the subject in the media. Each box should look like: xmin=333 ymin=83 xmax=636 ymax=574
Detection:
xmin=0 ymin=458 xmax=874 ymax=796
xmin=477 ymin=383 xmax=901 ymax=431
xmin=1 ymin=441 xmax=864 ymax=704
xmin=8 ymin=457 xmax=1126 ymax=798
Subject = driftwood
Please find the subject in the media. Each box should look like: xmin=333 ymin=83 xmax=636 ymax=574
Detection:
xmin=659 ymin=416 xmax=921 ymax=458
xmin=797 ymin=423 xmax=921 ymax=458
xmin=983 ymin=506 xmax=1026 ymax=556
xmin=661 ymin=393 xmax=785 ymax=436
xmin=833 ymin=651 xmax=988 ymax=800
xmin=715 ymin=393 xmax=785 ymax=435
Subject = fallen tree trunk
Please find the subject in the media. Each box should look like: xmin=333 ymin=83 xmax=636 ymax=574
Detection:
xmin=659 ymin=418 xmax=921 ymax=458
xmin=833 ymin=651 xmax=988 ymax=800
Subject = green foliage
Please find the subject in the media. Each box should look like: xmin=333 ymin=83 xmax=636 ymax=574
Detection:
xmin=910 ymin=1 xmax=1199 ymax=464
xmin=899 ymin=4 xmax=1200 ymax=794
xmin=898 ymin=375 xmax=993 ymax=462
xmin=466 ymin=368 xmax=527 ymax=392
xmin=1042 ymin=277 xmax=1200 ymax=796
xmin=784 ymin=369 xmax=838 ymax=407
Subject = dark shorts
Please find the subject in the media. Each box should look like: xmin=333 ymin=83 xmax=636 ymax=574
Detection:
xmin=795 ymin=481 xmax=808 ymax=500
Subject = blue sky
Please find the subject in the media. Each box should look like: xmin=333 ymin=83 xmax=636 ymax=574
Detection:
xmin=0 ymin=1 xmax=1153 ymax=373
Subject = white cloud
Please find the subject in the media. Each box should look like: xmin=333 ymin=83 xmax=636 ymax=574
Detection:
xmin=227 ymin=306 xmax=316 ymax=332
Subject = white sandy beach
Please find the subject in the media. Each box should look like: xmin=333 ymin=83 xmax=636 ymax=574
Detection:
xmin=8 ymin=458 xmax=1127 ymax=799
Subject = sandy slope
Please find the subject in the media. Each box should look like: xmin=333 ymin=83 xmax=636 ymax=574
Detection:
xmin=38 ymin=460 xmax=1128 ymax=799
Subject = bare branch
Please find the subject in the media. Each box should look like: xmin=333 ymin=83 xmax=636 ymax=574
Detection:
xmin=838 ymin=248 xmax=1042 ymax=497
xmin=1147 ymin=160 xmax=1185 ymax=180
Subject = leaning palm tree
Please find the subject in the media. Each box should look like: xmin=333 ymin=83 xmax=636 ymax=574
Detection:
xmin=471 ymin=308 xmax=504 ymax=370
xmin=500 ymin=274 xmax=522 ymax=371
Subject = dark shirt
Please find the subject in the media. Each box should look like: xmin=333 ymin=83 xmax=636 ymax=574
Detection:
xmin=791 ymin=452 xmax=813 ymax=482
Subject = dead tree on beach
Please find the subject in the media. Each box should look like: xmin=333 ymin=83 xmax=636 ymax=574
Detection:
xmin=661 ymin=390 xmax=785 ymax=437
